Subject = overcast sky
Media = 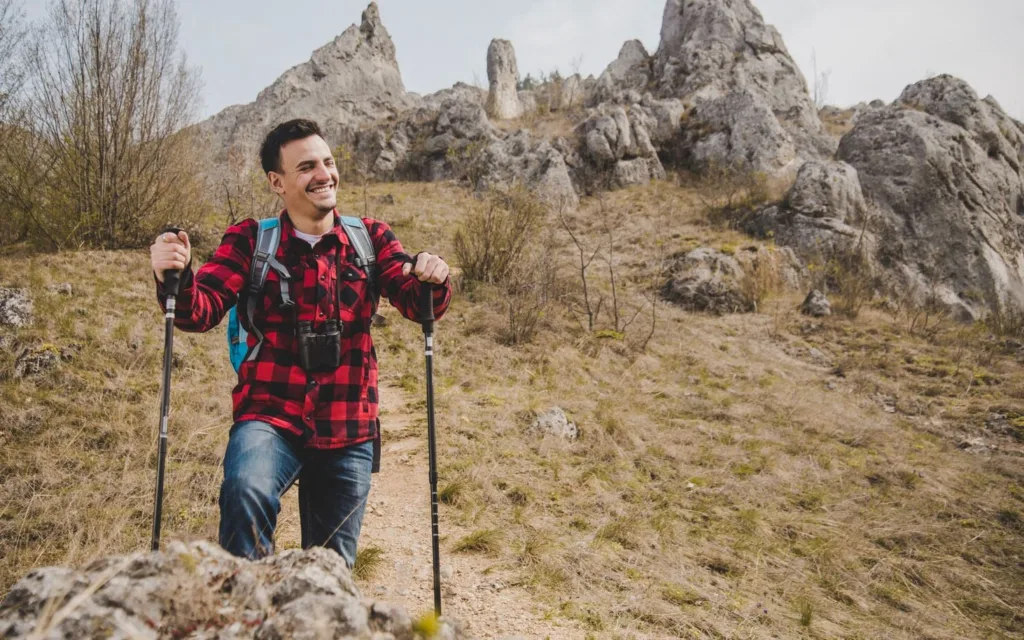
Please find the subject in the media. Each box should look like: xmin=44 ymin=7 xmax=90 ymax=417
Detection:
xmin=22 ymin=0 xmax=1024 ymax=122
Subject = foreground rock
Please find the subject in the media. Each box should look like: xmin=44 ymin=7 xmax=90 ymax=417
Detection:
xmin=0 ymin=541 xmax=465 ymax=639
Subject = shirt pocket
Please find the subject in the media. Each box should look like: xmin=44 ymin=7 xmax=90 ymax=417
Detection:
xmin=336 ymin=263 xmax=369 ymax=324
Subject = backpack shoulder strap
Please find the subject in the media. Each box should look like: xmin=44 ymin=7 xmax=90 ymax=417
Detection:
xmin=245 ymin=217 xmax=286 ymax=363
xmin=339 ymin=216 xmax=380 ymax=312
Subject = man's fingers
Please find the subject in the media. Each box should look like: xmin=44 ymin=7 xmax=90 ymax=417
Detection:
xmin=177 ymin=231 xmax=190 ymax=250
xmin=401 ymin=261 xmax=412 ymax=277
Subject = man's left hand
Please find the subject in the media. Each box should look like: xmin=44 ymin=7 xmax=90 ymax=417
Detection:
xmin=402 ymin=253 xmax=449 ymax=284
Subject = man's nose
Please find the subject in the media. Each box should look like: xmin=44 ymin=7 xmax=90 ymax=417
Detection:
xmin=313 ymin=162 xmax=331 ymax=182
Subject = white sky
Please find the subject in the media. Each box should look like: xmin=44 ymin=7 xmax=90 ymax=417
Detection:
xmin=22 ymin=0 xmax=1024 ymax=122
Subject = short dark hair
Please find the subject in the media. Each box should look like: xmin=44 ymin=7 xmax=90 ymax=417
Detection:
xmin=259 ymin=118 xmax=325 ymax=174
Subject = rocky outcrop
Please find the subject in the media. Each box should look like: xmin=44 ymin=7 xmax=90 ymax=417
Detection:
xmin=485 ymin=40 xmax=523 ymax=120
xmin=0 ymin=540 xmax=465 ymax=639
xmin=652 ymin=0 xmax=833 ymax=172
xmin=590 ymin=40 xmax=652 ymax=105
xmin=198 ymin=3 xmax=416 ymax=161
xmin=577 ymin=101 xmax=666 ymax=190
xmin=749 ymin=75 xmax=1024 ymax=319
xmin=353 ymin=99 xmax=578 ymax=208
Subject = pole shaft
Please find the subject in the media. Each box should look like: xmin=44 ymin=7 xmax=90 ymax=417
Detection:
xmin=151 ymin=297 xmax=176 ymax=551
xmin=422 ymin=285 xmax=441 ymax=616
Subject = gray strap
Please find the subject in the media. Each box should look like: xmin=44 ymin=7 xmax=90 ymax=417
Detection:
xmin=245 ymin=220 xmax=284 ymax=363
xmin=340 ymin=216 xmax=380 ymax=312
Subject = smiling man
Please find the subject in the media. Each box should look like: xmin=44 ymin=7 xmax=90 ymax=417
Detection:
xmin=149 ymin=118 xmax=452 ymax=565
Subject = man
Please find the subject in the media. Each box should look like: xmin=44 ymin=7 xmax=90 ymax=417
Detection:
xmin=150 ymin=118 xmax=452 ymax=566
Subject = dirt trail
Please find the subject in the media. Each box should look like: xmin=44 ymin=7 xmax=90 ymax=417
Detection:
xmin=277 ymin=378 xmax=585 ymax=640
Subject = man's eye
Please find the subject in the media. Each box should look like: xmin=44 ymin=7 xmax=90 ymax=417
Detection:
xmin=326 ymin=159 xmax=335 ymax=167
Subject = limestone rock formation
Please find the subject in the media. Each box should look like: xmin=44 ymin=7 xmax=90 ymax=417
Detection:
xmin=485 ymin=39 xmax=523 ymax=120
xmin=749 ymin=75 xmax=1024 ymax=319
xmin=590 ymin=40 xmax=652 ymax=105
xmin=577 ymin=103 xmax=666 ymax=189
xmin=839 ymin=76 xmax=1024 ymax=317
xmin=353 ymin=99 xmax=578 ymax=208
xmin=198 ymin=2 xmax=416 ymax=161
xmin=0 ymin=540 xmax=465 ymax=639
xmin=652 ymin=0 xmax=833 ymax=172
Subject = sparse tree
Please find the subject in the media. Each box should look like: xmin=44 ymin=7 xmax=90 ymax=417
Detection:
xmin=23 ymin=0 xmax=204 ymax=249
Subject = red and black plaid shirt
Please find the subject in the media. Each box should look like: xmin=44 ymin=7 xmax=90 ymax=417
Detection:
xmin=156 ymin=212 xmax=451 ymax=449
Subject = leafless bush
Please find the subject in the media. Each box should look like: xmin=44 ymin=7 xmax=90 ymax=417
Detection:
xmin=12 ymin=0 xmax=204 ymax=249
xmin=216 ymin=145 xmax=279 ymax=227
xmin=695 ymin=164 xmax=778 ymax=230
xmin=500 ymin=237 xmax=563 ymax=345
xmin=453 ymin=186 xmax=547 ymax=285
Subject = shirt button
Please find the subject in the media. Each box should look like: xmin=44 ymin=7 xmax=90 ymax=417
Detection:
xmin=305 ymin=414 xmax=312 ymax=421
xmin=320 ymin=274 xmax=326 ymax=281
xmin=318 ymin=311 xmax=325 ymax=317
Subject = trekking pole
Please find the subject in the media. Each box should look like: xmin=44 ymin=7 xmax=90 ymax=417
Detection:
xmin=151 ymin=227 xmax=182 ymax=552
xmin=420 ymin=282 xmax=442 ymax=616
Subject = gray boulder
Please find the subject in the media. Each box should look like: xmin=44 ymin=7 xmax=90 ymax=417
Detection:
xmin=663 ymin=245 xmax=805 ymax=314
xmin=744 ymin=159 xmax=873 ymax=259
xmin=0 ymin=541 xmax=465 ymax=639
xmin=801 ymin=290 xmax=832 ymax=317
xmin=530 ymin=407 xmax=579 ymax=441
xmin=485 ymin=39 xmax=523 ymax=120
xmin=662 ymin=248 xmax=755 ymax=314
xmin=0 ymin=287 xmax=33 ymax=328
xmin=652 ymin=0 xmax=833 ymax=172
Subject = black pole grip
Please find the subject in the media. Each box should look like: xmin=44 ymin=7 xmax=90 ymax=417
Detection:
xmin=161 ymin=227 xmax=183 ymax=297
xmin=420 ymin=281 xmax=435 ymax=324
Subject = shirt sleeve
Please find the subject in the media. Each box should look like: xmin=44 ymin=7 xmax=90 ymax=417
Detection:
xmin=155 ymin=220 xmax=257 ymax=332
xmin=365 ymin=217 xmax=452 ymax=322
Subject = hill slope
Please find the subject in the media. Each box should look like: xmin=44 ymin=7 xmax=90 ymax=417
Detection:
xmin=1 ymin=181 xmax=1022 ymax=639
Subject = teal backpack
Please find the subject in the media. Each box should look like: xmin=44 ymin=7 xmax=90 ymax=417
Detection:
xmin=227 ymin=216 xmax=380 ymax=372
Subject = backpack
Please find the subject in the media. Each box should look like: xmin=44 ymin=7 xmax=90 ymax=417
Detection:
xmin=227 ymin=215 xmax=380 ymax=372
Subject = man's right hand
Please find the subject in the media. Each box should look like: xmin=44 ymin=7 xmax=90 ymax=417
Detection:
xmin=150 ymin=230 xmax=191 ymax=284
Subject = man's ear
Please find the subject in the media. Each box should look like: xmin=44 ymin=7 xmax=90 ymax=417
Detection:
xmin=267 ymin=171 xmax=285 ymax=196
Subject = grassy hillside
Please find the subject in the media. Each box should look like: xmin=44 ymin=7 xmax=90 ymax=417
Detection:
xmin=1 ymin=181 xmax=1022 ymax=639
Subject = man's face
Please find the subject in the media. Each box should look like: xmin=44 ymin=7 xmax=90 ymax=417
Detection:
xmin=267 ymin=135 xmax=339 ymax=218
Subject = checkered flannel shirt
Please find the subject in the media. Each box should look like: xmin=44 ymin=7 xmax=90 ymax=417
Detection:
xmin=156 ymin=212 xmax=452 ymax=449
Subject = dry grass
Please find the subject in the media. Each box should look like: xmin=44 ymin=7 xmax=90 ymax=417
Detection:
xmin=1 ymin=179 xmax=1023 ymax=639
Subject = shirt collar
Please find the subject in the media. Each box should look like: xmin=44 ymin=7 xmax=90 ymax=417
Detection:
xmin=278 ymin=210 xmax=349 ymax=252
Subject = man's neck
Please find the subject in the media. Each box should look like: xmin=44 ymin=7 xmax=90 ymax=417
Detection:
xmin=288 ymin=209 xmax=335 ymax=236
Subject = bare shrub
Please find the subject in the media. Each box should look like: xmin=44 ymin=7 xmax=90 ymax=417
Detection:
xmin=693 ymin=163 xmax=781 ymax=230
xmin=19 ymin=0 xmax=204 ymax=249
xmin=500 ymin=235 xmax=563 ymax=345
xmin=738 ymin=251 xmax=783 ymax=312
xmin=453 ymin=186 xmax=546 ymax=285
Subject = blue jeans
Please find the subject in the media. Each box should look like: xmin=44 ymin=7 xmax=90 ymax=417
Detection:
xmin=218 ymin=420 xmax=373 ymax=567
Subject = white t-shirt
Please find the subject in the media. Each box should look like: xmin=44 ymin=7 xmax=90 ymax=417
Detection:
xmin=293 ymin=229 xmax=324 ymax=248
